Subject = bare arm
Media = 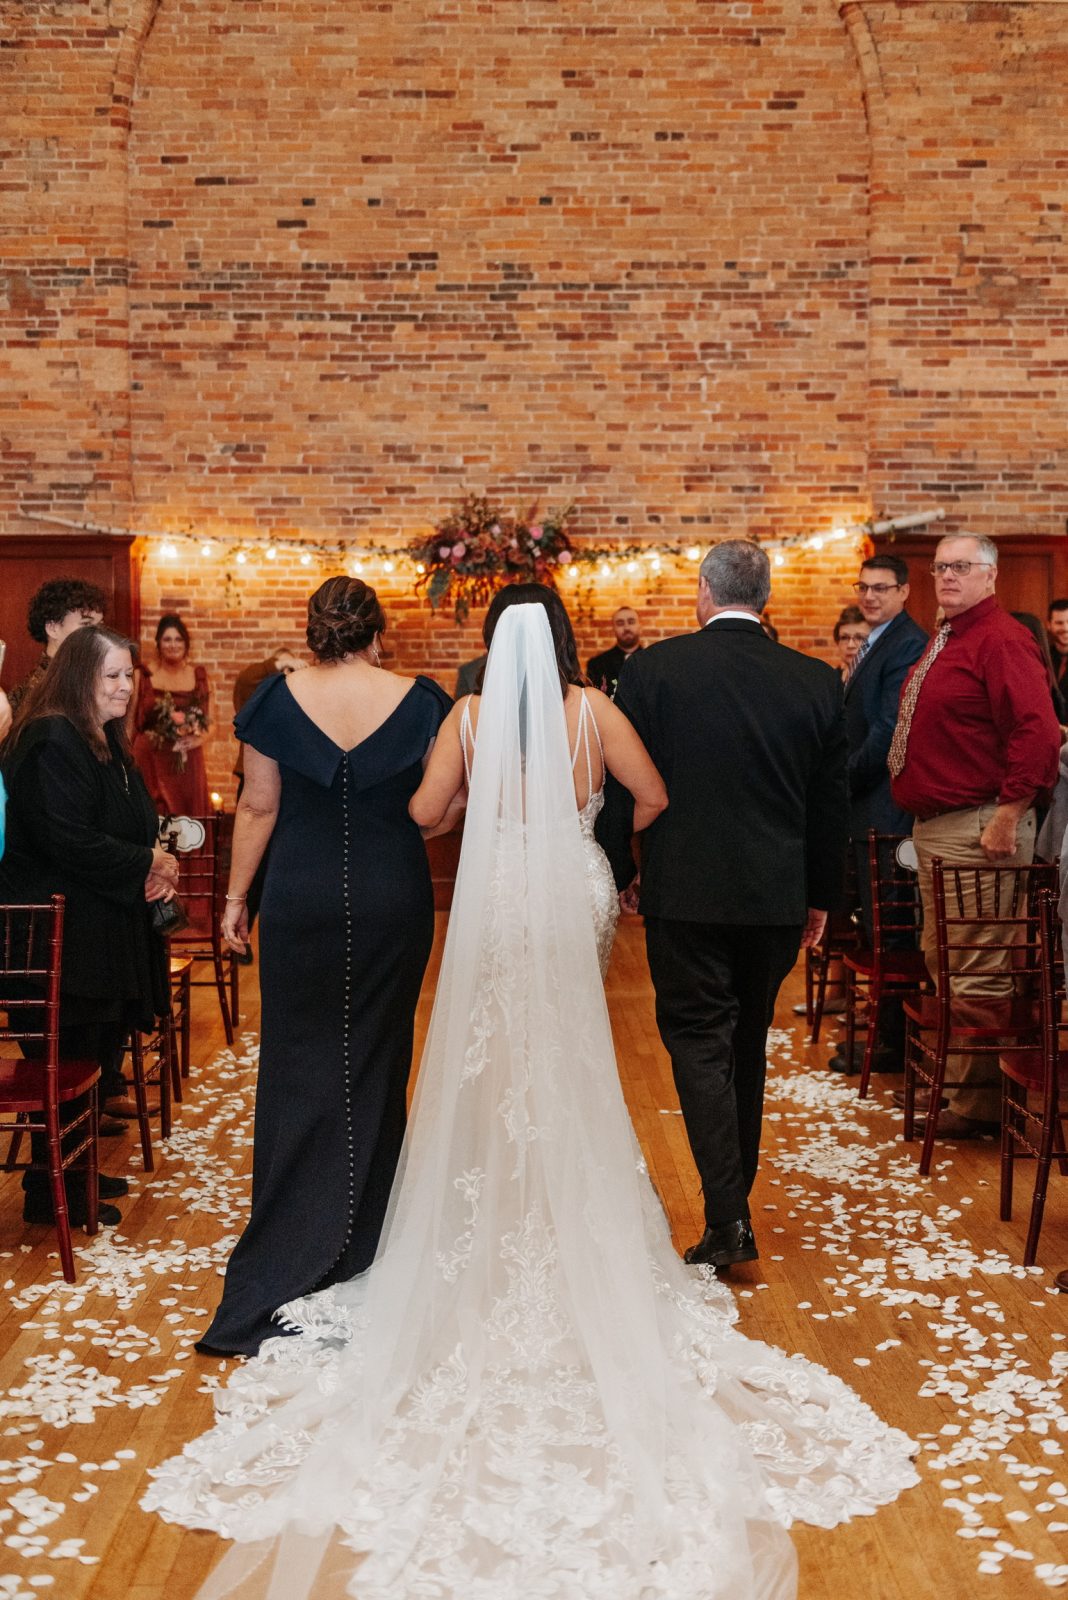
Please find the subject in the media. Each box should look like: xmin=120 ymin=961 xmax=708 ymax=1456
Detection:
xmin=410 ymin=701 xmax=468 ymax=831
xmin=587 ymin=688 xmax=668 ymax=834
xmin=220 ymin=746 xmax=281 ymax=951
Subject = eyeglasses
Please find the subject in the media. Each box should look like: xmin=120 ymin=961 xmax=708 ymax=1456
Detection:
xmin=929 ymin=561 xmax=994 ymax=578
xmin=852 ymin=581 xmax=901 ymax=596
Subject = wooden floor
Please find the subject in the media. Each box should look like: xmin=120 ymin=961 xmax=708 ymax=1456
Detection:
xmin=1 ymin=918 xmax=1066 ymax=1599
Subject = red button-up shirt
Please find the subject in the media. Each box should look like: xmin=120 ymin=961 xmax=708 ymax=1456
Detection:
xmin=890 ymin=596 xmax=1061 ymax=819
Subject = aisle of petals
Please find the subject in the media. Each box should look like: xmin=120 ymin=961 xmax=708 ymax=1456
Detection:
xmin=761 ymin=1027 xmax=1068 ymax=1590
xmin=0 ymin=1027 xmax=1064 ymax=1593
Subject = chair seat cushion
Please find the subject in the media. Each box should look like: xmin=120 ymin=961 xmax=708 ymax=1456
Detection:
xmin=903 ymin=992 xmax=1041 ymax=1041
xmin=0 ymin=1057 xmax=100 ymax=1109
xmin=844 ymin=948 xmax=928 ymax=982
xmin=169 ymin=955 xmax=194 ymax=977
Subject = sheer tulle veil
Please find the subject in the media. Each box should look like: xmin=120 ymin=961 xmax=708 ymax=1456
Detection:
xmin=145 ymin=604 xmax=915 ymax=1599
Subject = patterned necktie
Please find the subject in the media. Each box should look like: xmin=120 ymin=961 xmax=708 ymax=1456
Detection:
xmin=887 ymin=622 xmax=951 ymax=778
xmin=845 ymin=637 xmax=871 ymax=683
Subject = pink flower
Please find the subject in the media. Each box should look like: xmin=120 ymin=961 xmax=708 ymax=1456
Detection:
xmin=489 ymin=523 xmax=501 ymax=536
xmin=530 ymin=525 xmax=543 ymax=541
xmin=452 ymin=541 xmax=466 ymax=559
xmin=171 ymin=710 xmax=186 ymax=725
xmin=558 ymin=548 xmax=571 ymax=564
xmin=438 ymin=544 xmax=452 ymax=560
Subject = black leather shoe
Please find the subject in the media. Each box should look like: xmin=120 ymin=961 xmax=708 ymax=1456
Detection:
xmin=829 ymin=1046 xmax=901 ymax=1075
xmin=684 ymin=1218 xmax=758 ymax=1268
xmin=98 ymin=1173 xmax=129 ymax=1199
xmin=98 ymin=1118 xmax=126 ymax=1137
xmin=23 ymin=1197 xmax=122 ymax=1228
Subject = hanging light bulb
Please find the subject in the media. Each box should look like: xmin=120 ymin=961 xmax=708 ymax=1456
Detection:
xmin=160 ymin=541 xmax=177 ymax=560
xmin=300 ymin=552 xmax=312 ymax=566
xmin=568 ymin=564 xmax=579 ymax=578
xmin=383 ymin=559 xmax=395 ymax=574
xmin=626 ymin=560 xmax=638 ymax=574
xmin=810 ymin=536 xmax=824 ymax=552
xmin=415 ymin=562 xmax=426 ymax=575
xmin=774 ymin=553 xmax=785 ymax=567
xmin=200 ymin=541 xmax=213 ymax=557
xmin=236 ymin=550 xmax=247 ymax=565
xmin=599 ymin=563 xmax=611 ymax=579
xmin=686 ymin=545 xmax=701 ymax=562
xmin=266 ymin=545 xmax=278 ymax=561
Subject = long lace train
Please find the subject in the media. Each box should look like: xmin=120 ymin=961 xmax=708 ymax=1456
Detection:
xmin=143 ymin=607 xmax=917 ymax=1600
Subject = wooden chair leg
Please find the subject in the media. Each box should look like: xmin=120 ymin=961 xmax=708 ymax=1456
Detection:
xmin=129 ymin=1033 xmax=155 ymax=1173
xmin=918 ymin=1032 xmax=949 ymax=1177
xmin=4 ymin=1116 xmax=27 ymax=1171
xmin=903 ymin=1018 xmax=919 ymax=1142
xmin=85 ymin=1088 xmax=99 ymax=1237
xmin=857 ymin=979 xmax=882 ymax=1101
xmin=166 ymin=1002 xmax=183 ymax=1104
xmin=45 ymin=1108 xmax=75 ymax=1284
xmin=159 ymin=1023 xmax=172 ymax=1142
xmin=999 ymin=1078 xmax=1021 ymax=1222
xmin=181 ymin=970 xmax=191 ymax=1077
xmin=811 ymin=947 xmax=831 ymax=1043
xmin=229 ymin=951 xmax=240 ymax=1034
xmin=210 ymin=937 xmax=235 ymax=1046
xmin=1023 ymin=1157 xmax=1053 ymax=1267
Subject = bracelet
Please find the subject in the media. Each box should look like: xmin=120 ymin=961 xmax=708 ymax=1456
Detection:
xmin=225 ymin=893 xmax=248 ymax=902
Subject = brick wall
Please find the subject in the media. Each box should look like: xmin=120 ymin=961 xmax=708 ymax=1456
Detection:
xmin=139 ymin=534 xmax=863 ymax=799
xmin=3 ymin=0 xmax=1067 ymax=796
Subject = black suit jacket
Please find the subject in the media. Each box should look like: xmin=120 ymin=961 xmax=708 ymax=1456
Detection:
xmin=598 ymin=619 xmax=848 ymax=925
xmin=843 ymin=610 xmax=928 ymax=836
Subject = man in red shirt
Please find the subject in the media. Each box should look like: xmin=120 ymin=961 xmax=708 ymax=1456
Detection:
xmin=890 ymin=533 xmax=1061 ymax=1138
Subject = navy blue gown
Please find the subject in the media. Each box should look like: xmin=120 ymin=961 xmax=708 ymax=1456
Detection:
xmin=199 ymin=673 xmax=451 ymax=1356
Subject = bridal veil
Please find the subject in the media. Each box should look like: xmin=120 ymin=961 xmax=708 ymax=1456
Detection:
xmin=145 ymin=604 xmax=915 ymax=1600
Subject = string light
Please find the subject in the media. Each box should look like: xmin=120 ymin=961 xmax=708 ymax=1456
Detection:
xmin=20 ymin=506 xmax=947 ymax=588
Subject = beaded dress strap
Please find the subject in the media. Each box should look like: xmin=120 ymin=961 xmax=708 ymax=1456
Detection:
xmin=459 ymin=699 xmax=474 ymax=787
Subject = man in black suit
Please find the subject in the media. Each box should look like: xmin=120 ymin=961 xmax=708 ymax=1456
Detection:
xmin=587 ymin=605 xmax=643 ymax=698
xmin=599 ymin=541 xmax=848 ymax=1267
xmin=828 ymin=553 xmax=928 ymax=1074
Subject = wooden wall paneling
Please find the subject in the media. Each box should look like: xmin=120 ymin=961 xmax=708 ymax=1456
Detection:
xmin=0 ymin=536 xmax=141 ymax=690
xmin=874 ymin=534 xmax=1068 ymax=634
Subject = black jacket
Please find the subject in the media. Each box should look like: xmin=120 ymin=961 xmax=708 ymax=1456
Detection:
xmin=0 ymin=716 xmax=167 ymax=1025
xmin=843 ymin=609 xmax=928 ymax=837
xmin=597 ymin=619 xmax=848 ymax=924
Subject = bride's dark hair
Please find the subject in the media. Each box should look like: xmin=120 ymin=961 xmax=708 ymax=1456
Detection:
xmin=479 ymin=583 xmax=584 ymax=701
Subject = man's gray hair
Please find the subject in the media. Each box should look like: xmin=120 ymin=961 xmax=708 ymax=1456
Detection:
xmin=937 ymin=532 xmax=998 ymax=567
xmin=699 ymin=540 xmax=771 ymax=612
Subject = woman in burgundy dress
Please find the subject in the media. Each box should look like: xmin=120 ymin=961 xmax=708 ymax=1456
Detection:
xmin=133 ymin=612 xmax=211 ymax=817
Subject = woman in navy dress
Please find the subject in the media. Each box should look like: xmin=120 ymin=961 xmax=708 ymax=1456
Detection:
xmin=199 ymin=578 xmax=452 ymax=1356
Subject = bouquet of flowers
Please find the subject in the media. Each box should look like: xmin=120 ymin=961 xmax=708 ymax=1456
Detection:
xmin=409 ymin=494 xmax=577 ymax=623
xmin=145 ymin=692 xmax=209 ymax=772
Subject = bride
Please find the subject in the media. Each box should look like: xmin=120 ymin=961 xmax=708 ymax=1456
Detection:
xmin=144 ymin=593 xmax=917 ymax=1600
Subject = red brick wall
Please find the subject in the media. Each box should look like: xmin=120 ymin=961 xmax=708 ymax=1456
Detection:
xmin=139 ymin=535 xmax=863 ymax=800
xmin=3 ymin=0 xmax=1067 ymax=797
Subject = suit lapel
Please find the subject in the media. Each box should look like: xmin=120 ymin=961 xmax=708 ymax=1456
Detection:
xmin=844 ymin=612 xmax=902 ymax=697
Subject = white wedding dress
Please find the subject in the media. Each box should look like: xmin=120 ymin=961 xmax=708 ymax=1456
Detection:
xmin=144 ymin=607 xmax=917 ymax=1600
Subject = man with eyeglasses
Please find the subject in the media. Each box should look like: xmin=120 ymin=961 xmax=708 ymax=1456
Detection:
xmin=827 ymin=552 xmax=927 ymax=1076
xmin=889 ymin=533 xmax=1060 ymax=1139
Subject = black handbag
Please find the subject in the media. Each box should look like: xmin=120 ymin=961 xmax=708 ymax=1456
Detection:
xmin=150 ymin=893 xmax=190 ymax=939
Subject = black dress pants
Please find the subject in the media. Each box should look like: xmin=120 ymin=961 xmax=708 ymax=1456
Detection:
xmin=644 ymin=917 xmax=801 ymax=1227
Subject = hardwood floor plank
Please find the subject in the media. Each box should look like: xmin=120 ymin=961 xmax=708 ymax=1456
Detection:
xmin=0 ymin=917 xmax=1064 ymax=1598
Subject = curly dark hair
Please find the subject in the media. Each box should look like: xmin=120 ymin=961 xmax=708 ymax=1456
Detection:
xmin=306 ymin=576 xmax=386 ymax=662
xmin=480 ymin=583 xmax=583 ymax=701
xmin=26 ymin=577 xmax=107 ymax=645
xmin=5 ymin=625 xmax=135 ymax=764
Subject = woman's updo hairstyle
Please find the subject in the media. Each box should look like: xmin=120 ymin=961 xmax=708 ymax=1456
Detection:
xmin=306 ymin=576 xmax=386 ymax=663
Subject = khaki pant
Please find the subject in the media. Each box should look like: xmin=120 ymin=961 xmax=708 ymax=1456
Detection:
xmin=912 ymin=804 xmax=1036 ymax=1123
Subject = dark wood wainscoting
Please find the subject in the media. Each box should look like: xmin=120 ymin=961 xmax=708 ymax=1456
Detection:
xmin=874 ymin=533 xmax=1068 ymax=633
xmin=0 ymin=535 xmax=141 ymax=690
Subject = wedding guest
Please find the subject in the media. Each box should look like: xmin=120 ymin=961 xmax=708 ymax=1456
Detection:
xmin=1012 ymin=612 xmax=1067 ymax=727
xmin=890 ymin=535 xmax=1060 ymax=1139
xmin=0 ymin=627 xmax=177 ymax=1224
xmin=231 ymin=646 xmax=305 ymax=950
xmin=133 ymin=613 xmax=211 ymax=817
xmin=1048 ymin=598 xmax=1068 ymax=693
xmin=201 ymin=577 xmax=451 ymax=1356
xmin=832 ymin=605 xmax=871 ymax=682
xmin=7 ymin=577 xmax=106 ymax=715
xmin=587 ymin=605 xmax=642 ymax=698
xmin=828 ymin=555 xmax=926 ymax=1076
xmin=454 ymin=652 xmax=487 ymax=697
